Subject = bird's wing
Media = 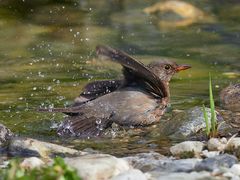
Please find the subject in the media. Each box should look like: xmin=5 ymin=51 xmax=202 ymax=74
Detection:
xmin=73 ymin=80 xmax=123 ymax=106
xmin=96 ymin=45 xmax=167 ymax=98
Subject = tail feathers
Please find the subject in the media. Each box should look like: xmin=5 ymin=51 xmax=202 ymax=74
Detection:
xmin=38 ymin=107 xmax=80 ymax=116
xmin=57 ymin=115 xmax=111 ymax=137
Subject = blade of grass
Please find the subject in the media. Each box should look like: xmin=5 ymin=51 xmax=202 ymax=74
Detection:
xmin=209 ymin=73 xmax=216 ymax=133
xmin=202 ymin=104 xmax=210 ymax=135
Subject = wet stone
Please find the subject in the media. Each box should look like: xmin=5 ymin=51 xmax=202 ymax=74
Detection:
xmin=160 ymin=106 xmax=221 ymax=139
xmin=195 ymin=154 xmax=238 ymax=172
xmin=0 ymin=123 xmax=13 ymax=146
xmin=220 ymin=83 xmax=240 ymax=112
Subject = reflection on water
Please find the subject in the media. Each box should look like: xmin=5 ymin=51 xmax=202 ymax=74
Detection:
xmin=0 ymin=0 xmax=239 ymax=156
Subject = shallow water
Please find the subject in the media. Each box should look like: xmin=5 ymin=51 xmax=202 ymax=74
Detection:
xmin=0 ymin=0 xmax=239 ymax=156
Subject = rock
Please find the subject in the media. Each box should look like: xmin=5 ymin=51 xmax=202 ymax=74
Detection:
xmin=64 ymin=154 xmax=131 ymax=180
xmin=207 ymin=138 xmax=227 ymax=151
xmin=0 ymin=123 xmax=13 ymax=146
xmin=170 ymin=141 xmax=204 ymax=158
xmin=20 ymin=157 xmax=45 ymax=169
xmin=143 ymin=0 xmax=215 ymax=28
xmin=124 ymin=152 xmax=168 ymax=172
xmin=225 ymin=137 xmax=240 ymax=151
xmin=149 ymin=171 xmax=215 ymax=180
xmin=8 ymin=137 xmax=85 ymax=158
xmin=159 ymin=107 xmax=221 ymax=139
xmin=201 ymin=150 xmax=220 ymax=158
xmin=125 ymin=152 xmax=200 ymax=173
xmin=220 ymin=83 xmax=240 ymax=112
xmin=111 ymin=169 xmax=147 ymax=180
xmin=229 ymin=164 xmax=240 ymax=176
xmin=195 ymin=154 xmax=238 ymax=172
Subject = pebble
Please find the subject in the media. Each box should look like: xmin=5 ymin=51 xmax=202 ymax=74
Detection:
xmin=111 ymin=169 xmax=147 ymax=180
xmin=20 ymin=157 xmax=45 ymax=169
xmin=170 ymin=141 xmax=204 ymax=157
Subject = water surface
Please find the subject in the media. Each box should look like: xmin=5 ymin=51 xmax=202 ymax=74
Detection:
xmin=0 ymin=0 xmax=239 ymax=156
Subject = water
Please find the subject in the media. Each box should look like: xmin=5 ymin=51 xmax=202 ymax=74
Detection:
xmin=0 ymin=0 xmax=239 ymax=156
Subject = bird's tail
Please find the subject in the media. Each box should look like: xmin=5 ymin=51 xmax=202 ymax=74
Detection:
xmin=57 ymin=115 xmax=111 ymax=137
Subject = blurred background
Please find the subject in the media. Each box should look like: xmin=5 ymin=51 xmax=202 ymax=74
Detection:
xmin=0 ymin=0 xmax=239 ymax=155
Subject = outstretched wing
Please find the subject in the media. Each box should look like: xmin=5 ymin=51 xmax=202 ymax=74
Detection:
xmin=96 ymin=45 xmax=167 ymax=98
xmin=73 ymin=80 xmax=123 ymax=106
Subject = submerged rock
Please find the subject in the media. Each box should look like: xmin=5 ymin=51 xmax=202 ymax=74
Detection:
xmin=8 ymin=137 xmax=84 ymax=158
xmin=0 ymin=123 xmax=13 ymax=146
xmin=143 ymin=0 xmax=215 ymax=29
xmin=159 ymin=106 xmax=219 ymax=139
xmin=170 ymin=141 xmax=204 ymax=158
xmin=195 ymin=154 xmax=238 ymax=172
xmin=64 ymin=154 xmax=131 ymax=180
xmin=220 ymin=83 xmax=240 ymax=112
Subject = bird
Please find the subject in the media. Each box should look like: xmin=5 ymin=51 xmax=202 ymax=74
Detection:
xmin=41 ymin=45 xmax=191 ymax=137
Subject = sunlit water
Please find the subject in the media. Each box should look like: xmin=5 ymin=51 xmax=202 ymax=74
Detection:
xmin=0 ymin=0 xmax=239 ymax=156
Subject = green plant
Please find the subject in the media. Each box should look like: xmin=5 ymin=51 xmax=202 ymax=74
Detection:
xmin=202 ymin=73 xmax=217 ymax=137
xmin=0 ymin=157 xmax=81 ymax=180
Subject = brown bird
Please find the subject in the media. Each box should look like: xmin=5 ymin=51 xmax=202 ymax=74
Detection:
xmin=44 ymin=45 xmax=191 ymax=137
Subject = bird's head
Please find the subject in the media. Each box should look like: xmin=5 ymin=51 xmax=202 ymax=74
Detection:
xmin=147 ymin=61 xmax=191 ymax=82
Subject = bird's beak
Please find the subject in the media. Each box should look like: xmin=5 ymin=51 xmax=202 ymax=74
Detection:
xmin=175 ymin=64 xmax=191 ymax=72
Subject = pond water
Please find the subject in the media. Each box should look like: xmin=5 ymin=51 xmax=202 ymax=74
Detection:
xmin=0 ymin=0 xmax=239 ymax=156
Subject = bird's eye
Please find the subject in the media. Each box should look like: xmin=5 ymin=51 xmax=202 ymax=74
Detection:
xmin=164 ymin=65 xmax=171 ymax=70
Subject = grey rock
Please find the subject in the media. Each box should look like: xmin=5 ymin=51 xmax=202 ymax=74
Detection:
xmin=159 ymin=107 xmax=220 ymax=139
xmin=0 ymin=123 xmax=13 ymax=146
xmin=124 ymin=152 xmax=168 ymax=172
xmin=150 ymin=171 xmax=225 ymax=180
xmin=170 ymin=141 xmax=204 ymax=157
xmin=125 ymin=152 xmax=200 ymax=173
xmin=64 ymin=154 xmax=131 ymax=180
xmin=195 ymin=154 xmax=238 ymax=172
xmin=8 ymin=137 xmax=84 ymax=158
xmin=111 ymin=169 xmax=147 ymax=180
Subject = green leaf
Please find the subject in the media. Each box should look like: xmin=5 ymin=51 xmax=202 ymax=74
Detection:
xmin=202 ymin=104 xmax=209 ymax=135
xmin=209 ymin=73 xmax=216 ymax=134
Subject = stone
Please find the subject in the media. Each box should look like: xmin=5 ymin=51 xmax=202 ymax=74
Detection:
xmin=0 ymin=123 xmax=13 ymax=146
xmin=207 ymin=138 xmax=227 ymax=151
xmin=225 ymin=137 xmax=240 ymax=151
xmin=125 ymin=152 xmax=200 ymax=173
xmin=8 ymin=137 xmax=85 ymax=158
xmin=149 ymin=171 xmax=216 ymax=180
xmin=111 ymin=169 xmax=147 ymax=180
xmin=20 ymin=157 xmax=45 ymax=169
xmin=159 ymin=107 xmax=221 ymax=139
xmin=220 ymin=83 xmax=240 ymax=112
xmin=201 ymin=150 xmax=220 ymax=158
xmin=124 ymin=152 xmax=168 ymax=172
xmin=195 ymin=154 xmax=238 ymax=172
xmin=64 ymin=154 xmax=131 ymax=180
xmin=170 ymin=141 xmax=204 ymax=157
xmin=229 ymin=164 xmax=240 ymax=176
